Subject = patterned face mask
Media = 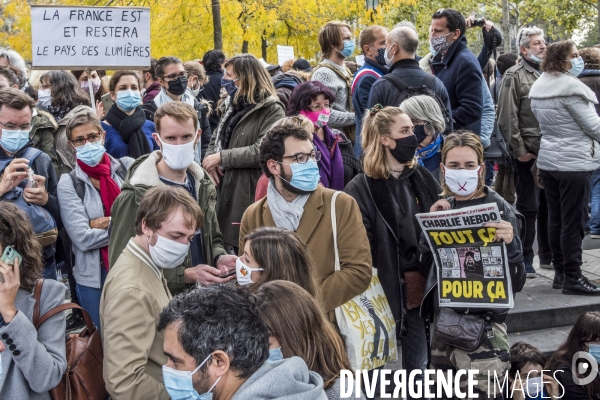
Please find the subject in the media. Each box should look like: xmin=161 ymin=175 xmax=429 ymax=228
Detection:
xmin=430 ymin=32 xmax=454 ymax=55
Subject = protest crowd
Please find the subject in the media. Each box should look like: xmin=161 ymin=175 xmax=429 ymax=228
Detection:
xmin=3 ymin=5 xmax=600 ymax=400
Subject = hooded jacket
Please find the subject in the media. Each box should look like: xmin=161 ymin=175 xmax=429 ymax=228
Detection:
xmin=431 ymin=35 xmax=483 ymax=134
xmin=529 ymin=72 xmax=600 ymax=172
xmin=108 ymin=151 xmax=227 ymax=295
xmin=231 ymin=357 xmax=327 ymax=400
xmin=579 ymin=69 xmax=600 ymax=116
xmin=272 ymin=73 xmax=303 ymax=109
xmin=206 ymin=95 xmax=285 ymax=247
xmin=30 ymin=108 xmax=59 ymax=172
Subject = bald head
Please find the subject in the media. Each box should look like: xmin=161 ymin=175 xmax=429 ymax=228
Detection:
xmin=387 ymin=27 xmax=419 ymax=56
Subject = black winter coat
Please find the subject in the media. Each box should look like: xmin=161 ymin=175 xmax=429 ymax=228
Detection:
xmin=344 ymin=166 xmax=440 ymax=337
xmin=199 ymin=69 xmax=225 ymax=133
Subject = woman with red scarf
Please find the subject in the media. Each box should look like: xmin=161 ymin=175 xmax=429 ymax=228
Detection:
xmin=57 ymin=108 xmax=133 ymax=333
xmin=287 ymin=81 xmax=360 ymax=189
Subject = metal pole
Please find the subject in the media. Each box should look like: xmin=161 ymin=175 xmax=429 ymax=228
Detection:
xmin=85 ymin=67 xmax=96 ymax=112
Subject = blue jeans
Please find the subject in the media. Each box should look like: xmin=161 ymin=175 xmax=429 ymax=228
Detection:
xmin=42 ymin=261 xmax=57 ymax=280
xmin=76 ymin=268 xmax=108 ymax=335
xmin=590 ymin=169 xmax=600 ymax=234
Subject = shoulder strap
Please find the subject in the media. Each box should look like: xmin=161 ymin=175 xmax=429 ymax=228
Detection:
xmin=421 ymin=74 xmax=437 ymax=88
xmin=33 ymin=279 xmax=44 ymax=324
xmin=382 ymin=74 xmax=409 ymax=94
xmin=331 ymin=191 xmax=341 ymax=272
xmin=69 ymin=169 xmax=86 ymax=201
xmin=35 ymin=303 xmax=93 ymax=330
xmin=116 ymin=158 xmax=127 ymax=180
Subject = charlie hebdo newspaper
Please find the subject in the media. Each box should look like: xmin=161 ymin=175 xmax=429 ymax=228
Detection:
xmin=417 ymin=203 xmax=514 ymax=309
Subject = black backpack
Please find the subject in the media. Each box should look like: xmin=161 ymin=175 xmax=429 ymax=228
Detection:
xmin=382 ymin=74 xmax=452 ymax=131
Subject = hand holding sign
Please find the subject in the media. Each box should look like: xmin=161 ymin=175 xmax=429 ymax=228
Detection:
xmin=484 ymin=221 xmax=514 ymax=244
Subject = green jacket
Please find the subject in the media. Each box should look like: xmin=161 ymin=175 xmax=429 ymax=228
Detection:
xmin=30 ymin=109 xmax=59 ymax=172
xmin=108 ymin=151 xmax=227 ymax=295
xmin=206 ymin=95 xmax=285 ymax=247
xmin=497 ymin=60 xmax=542 ymax=158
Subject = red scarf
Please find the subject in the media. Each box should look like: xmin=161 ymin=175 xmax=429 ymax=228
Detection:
xmin=77 ymin=153 xmax=121 ymax=271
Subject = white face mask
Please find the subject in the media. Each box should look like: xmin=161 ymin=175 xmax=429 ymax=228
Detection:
xmin=156 ymin=133 xmax=197 ymax=171
xmin=235 ymin=257 xmax=263 ymax=286
xmin=148 ymin=233 xmax=190 ymax=269
xmin=443 ymin=166 xmax=481 ymax=196
xmin=525 ymin=376 xmax=543 ymax=397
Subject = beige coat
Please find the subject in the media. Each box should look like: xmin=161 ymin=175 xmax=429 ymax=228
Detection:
xmin=240 ymin=185 xmax=372 ymax=322
xmin=100 ymin=239 xmax=171 ymax=400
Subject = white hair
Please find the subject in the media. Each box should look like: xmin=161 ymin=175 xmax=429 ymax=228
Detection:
xmin=517 ymin=27 xmax=544 ymax=50
xmin=0 ymin=48 xmax=28 ymax=88
xmin=399 ymin=95 xmax=446 ymax=135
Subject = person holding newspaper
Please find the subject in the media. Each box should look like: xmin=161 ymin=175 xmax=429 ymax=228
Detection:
xmin=422 ymin=131 xmax=525 ymax=398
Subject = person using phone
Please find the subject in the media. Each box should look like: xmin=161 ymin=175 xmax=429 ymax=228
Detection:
xmin=0 ymin=201 xmax=67 ymax=399
xmin=57 ymin=107 xmax=134 ymax=333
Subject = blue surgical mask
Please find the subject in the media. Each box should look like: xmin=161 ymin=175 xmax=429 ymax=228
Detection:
xmin=75 ymin=141 xmax=106 ymax=167
xmin=116 ymin=90 xmax=141 ymax=112
xmin=221 ymin=77 xmax=239 ymax=98
xmin=527 ymin=50 xmax=542 ymax=64
xmin=278 ymin=160 xmax=320 ymax=192
xmin=268 ymin=347 xmax=283 ymax=362
xmin=163 ymin=353 xmax=221 ymax=400
xmin=338 ymin=40 xmax=355 ymax=58
xmin=568 ymin=56 xmax=585 ymax=77
xmin=430 ymin=43 xmax=438 ymax=57
xmin=588 ymin=343 xmax=600 ymax=364
xmin=0 ymin=128 xmax=30 ymax=153
xmin=525 ymin=376 xmax=543 ymax=398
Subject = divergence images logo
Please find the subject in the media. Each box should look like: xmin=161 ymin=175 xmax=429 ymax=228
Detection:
xmin=572 ymin=351 xmax=599 ymax=385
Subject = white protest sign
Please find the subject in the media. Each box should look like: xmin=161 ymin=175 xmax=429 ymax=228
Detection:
xmin=31 ymin=5 xmax=150 ymax=69
xmin=277 ymin=45 xmax=294 ymax=66
xmin=355 ymin=55 xmax=365 ymax=66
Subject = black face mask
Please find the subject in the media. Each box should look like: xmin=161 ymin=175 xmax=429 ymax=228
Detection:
xmin=389 ymin=135 xmax=419 ymax=164
xmin=413 ymin=124 xmax=428 ymax=144
xmin=167 ymin=76 xmax=188 ymax=96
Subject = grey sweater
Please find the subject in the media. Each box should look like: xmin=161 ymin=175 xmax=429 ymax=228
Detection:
xmin=57 ymin=156 xmax=133 ymax=289
xmin=325 ymin=377 xmax=367 ymax=400
xmin=0 ymin=279 xmax=67 ymax=399
xmin=311 ymin=60 xmax=355 ymax=129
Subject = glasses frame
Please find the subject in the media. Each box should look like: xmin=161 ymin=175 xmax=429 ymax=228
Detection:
xmin=70 ymin=131 xmax=103 ymax=148
xmin=0 ymin=120 xmax=31 ymax=131
xmin=162 ymin=72 xmax=188 ymax=82
xmin=280 ymin=148 xmax=322 ymax=164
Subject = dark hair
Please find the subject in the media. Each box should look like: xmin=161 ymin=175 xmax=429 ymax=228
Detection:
xmin=134 ymin=186 xmax=204 ymax=236
xmin=24 ymin=85 xmax=38 ymax=102
xmin=287 ymin=81 xmax=335 ymax=117
xmin=0 ymin=66 xmax=19 ymax=88
xmin=202 ymin=50 xmax=226 ymax=73
xmin=109 ymin=70 xmax=141 ymax=92
xmin=0 ymin=87 xmax=35 ymax=113
xmin=580 ymin=48 xmax=600 ymax=70
xmin=541 ymin=40 xmax=576 ymax=73
xmin=0 ymin=202 xmax=43 ymax=293
xmin=548 ymin=312 xmax=600 ymax=398
xmin=158 ymin=285 xmax=270 ymax=377
xmin=432 ymin=8 xmax=466 ymax=37
xmin=156 ymin=56 xmax=182 ymax=80
xmin=245 ymin=227 xmax=320 ymax=299
xmin=259 ymin=124 xmax=312 ymax=178
xmin=509 ymin=342 xmax=547 ymax=379
xmin=70 ymin=69 xmax=108 ymax=104
xmin=142 ymin=57 xmax=158 ymax=80
xmin=496 ymin=53 xmax=518 ymax=75
xmin=40 ymin=70 xmax=91 ymax=109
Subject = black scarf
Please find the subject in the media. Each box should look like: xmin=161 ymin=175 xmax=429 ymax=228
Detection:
xmin=220 ymin=93 xmax=263 ymax=150
xmin=104 ymin=105 xmax=151 ymax=159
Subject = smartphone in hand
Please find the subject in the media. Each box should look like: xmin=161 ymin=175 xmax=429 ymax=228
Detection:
xmin=0 ymin=246 xmax=22 ymax=283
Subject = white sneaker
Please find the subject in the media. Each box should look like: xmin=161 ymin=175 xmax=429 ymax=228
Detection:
xmin=591 ymin=234 xmax=600 ymax=239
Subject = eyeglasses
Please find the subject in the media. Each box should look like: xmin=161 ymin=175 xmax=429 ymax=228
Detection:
xmin=280 ymin=148 xmax=322 ymax=164
xmin=70 ymin=132 xmax=102 ymax=147
xmin=162 ymin=72 xmax=188 ymax=81
xmin=0 ymin=120 xmax=31 ymax=131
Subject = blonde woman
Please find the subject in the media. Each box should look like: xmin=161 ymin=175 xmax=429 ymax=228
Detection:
xmin=344 ymin=105 xmax=440 ymax=398
xmin=423 ymin=131 xmax=525 ymax=398
xmin=204 ymin=54 xmax=285 ymax=253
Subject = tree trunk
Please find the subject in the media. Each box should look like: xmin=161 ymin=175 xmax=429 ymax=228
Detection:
xmin=211 ymin=0 xmax=223 ymax=50
xmin=261 ymin=34 xmax=268 ymax=61
xmin=242 ymin=40 xmax=249 ymax=53
xmin=502 ymin=0 xmax=511 ymax=53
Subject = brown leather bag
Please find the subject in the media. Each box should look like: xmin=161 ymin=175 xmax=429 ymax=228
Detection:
xmin=404 ymin=271 xmax=427 ymax=310
xmin=33 ymin=279 xmax=107 ymax=400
